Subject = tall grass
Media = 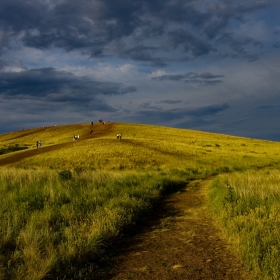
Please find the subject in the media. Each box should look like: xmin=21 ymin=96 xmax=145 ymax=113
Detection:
xmin=2 ymin=123 xmax=280 ymax=278
xmin=207 ymin=169 xmax=280 ymax=280
xmin=0 ymin=167 xmax=186 ymax=279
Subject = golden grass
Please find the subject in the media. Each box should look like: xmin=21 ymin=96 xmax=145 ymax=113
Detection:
xmin=1 ymin=122 xmax=280 ymax=279
xmin=1 ymin=122 xmax=280 ymax=172
xmin=207 ymin=169 xmax=280 ymax=279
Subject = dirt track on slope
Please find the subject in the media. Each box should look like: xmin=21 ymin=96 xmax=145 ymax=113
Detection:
xmin=100 ymin=179 xmax=250 ymax=280
xmin=0 ymin=123 xmax=115 ymax=166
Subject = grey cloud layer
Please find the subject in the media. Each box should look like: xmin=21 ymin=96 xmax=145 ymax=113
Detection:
xmin=133 ymin=103 xmax=229 ymax=123
xmin=152 ymin=72 xmax=225 ymax=86
xmin=0 ymin=0 xmax=272 ymax=63
xmin=0 ymin=0 xmax=279 ymax=140
xmin=0 ymin=67 xmax=136 ymax=103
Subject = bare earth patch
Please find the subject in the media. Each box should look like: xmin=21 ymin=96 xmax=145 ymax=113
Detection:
xmin=104 ymin=179 xmax=250 ymax=280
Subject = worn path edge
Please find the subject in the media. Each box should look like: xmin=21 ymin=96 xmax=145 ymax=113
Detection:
xmin=104 ymin=178 xmax=251 ymax=280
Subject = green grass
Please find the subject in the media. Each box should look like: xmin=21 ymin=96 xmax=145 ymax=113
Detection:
xmin=207 ymin=169 xmax=280 ymax=279
xmin=0 ymin=145 xmax=28 ymax=155
xmin=0 ymin=167 xmax=186 ymax=280
xmin=1 ymin=122 xmax=280 ymax=279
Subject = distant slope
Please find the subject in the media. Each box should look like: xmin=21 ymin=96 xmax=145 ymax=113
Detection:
xmin=0 ymin=122 xmax=116 ymax=166
xmin=1 ymin=122 xmax=280 ymax=171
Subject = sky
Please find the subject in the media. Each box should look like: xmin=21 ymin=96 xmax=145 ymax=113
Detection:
xmin=1 ymin=0 xmax=280 ymax=141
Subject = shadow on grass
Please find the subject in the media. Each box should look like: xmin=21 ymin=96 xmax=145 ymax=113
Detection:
xmin=45 ymin=180 xmax=188 ymax=280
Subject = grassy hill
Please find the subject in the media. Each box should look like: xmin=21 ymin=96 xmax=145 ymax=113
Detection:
xmin=1 ymin=121 xmax=279 ymax=171
xmin=1 ymin=122 xmax=280 ymax=279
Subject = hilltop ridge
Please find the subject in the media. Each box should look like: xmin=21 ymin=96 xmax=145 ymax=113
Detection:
xmin=1 ymin=122 xmax=280 ymax=171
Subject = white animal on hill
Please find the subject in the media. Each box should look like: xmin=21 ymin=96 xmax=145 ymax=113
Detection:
xmin=73 ymin=135 xmax=80 ymax=140
xmin=116 ymin=133 xmax=122 ymax=140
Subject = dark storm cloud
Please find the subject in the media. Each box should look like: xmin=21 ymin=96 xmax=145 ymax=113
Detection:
xmin=202 ymin=1 xmax=269 ymax=39
xmin=0 ymin=67 xmax=137 ymax=102
xmin=160 ymin=100 xmax=182 ymax=105
xmin=134 ymin=103 xmax=229 ymax=123
xmin=216 ymin=33 xmax=262 ymax=61
xmin=0 ymin=0 xmax=271 ymax=63
xmin=167 ymin=29 xmax=214 ymax=56
xmin=185 ymin=72 xmax=224 ymax=86
xmin=121 ymin=45 xmax=167 ymax=67
xmin=152 ymin=72 xmax=225 ymax=86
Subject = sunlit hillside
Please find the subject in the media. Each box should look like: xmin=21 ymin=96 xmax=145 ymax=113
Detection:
xmin=1 ymin=122 xmax=280 ymax=280
xmin=1 ymin=122 xmax=280 ymax=172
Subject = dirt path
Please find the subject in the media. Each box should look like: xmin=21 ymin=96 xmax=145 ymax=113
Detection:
xmin=0 ymin=123 xmax=115 ymax=166
xmin=1 ymin=126 xmax=251 ymax=279
xmin=102 ymin=179 xmax=250 ymax=280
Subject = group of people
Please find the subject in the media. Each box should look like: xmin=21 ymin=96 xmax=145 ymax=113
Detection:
xmin=35 ymin=121 xmax=122 ymax=149
xmin=98 ymin=119 xmax=110 ymax=125
xmin=89 ymin=119 xmax=108 ymax=134
xmin=90 ymin=121 xmax=122 ymax=140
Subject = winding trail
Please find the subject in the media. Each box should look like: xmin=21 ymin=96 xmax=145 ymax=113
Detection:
xmin=1 ymin=125 xmax=251 ymax=279
xmin=102 ymin=179 xmax=250 ymax=280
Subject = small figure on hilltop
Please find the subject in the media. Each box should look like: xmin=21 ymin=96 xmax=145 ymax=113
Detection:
xmin=90 ymin=129 xmax=93 ymax=135
xmin=117 ymin=133 xmax=122 ymax=140
xmin=90 ymin=121 xmax=93 ymax=126
xmin=36 ymin=140 xmax=42 ymax=148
